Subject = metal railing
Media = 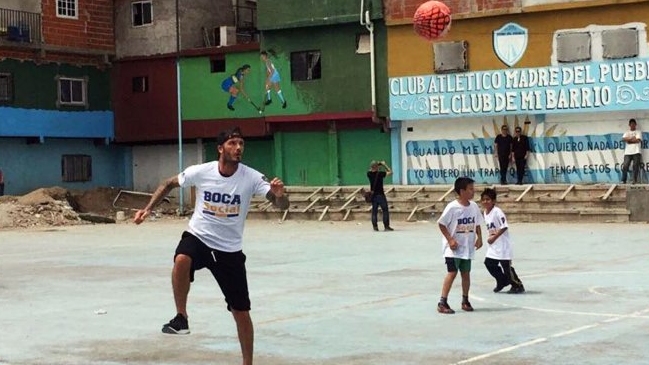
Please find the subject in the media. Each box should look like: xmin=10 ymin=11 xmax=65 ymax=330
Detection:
xmin=0 ymin=8 xmax=41 ymax=44
xmin=235 ymin=5 xmax=256 ymax=32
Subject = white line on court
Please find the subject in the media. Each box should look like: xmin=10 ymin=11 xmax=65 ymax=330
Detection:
xmin=448 ymin=306 xmax=649 ymax=365
xmin=452 ymin=338 xmax=548 ymax=364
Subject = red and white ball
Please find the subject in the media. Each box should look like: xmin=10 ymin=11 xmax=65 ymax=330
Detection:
xmin=413 ymin=1 xmax=452 ymax=41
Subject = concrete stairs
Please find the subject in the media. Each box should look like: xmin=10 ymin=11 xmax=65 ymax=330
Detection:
xmin=248 ymin=184 xmax=635 ymax=223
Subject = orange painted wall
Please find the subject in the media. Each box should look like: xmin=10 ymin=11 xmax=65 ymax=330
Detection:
xmin=388 ymin=2 xmax=649 ymax=77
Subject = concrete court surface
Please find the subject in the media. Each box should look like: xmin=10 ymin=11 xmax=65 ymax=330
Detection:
xmin=0 ymin=218 xmax=648 ymax=365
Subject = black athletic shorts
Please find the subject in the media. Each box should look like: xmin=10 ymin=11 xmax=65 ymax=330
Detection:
xmin=174 ymin=231 xmax=250 ymax=311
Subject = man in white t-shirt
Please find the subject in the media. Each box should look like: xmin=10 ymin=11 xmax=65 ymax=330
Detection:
xmin=134 ymin=127 xmax=289 ymax=365
xmin=621 ymin=118 xmax=643 ymax=184
xmin=436 ymin=177 xmax=484 ymax=314
xmin=480 ymin=188 xmax=525 ymax=294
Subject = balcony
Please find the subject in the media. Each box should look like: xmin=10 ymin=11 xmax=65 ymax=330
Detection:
xmin=0 ymin=8 xmax=41 ymax=46
xmin=235 ymin=4 xmax=258 ymax=43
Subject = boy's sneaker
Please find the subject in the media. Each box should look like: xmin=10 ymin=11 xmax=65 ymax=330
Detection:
xmin=384 ymin=226 xmax=394 ymax=231
xmin=461 ymin=301 xmax=474 ymax=312
xmin=162 ymin=313 xmax=190 ymax=335
xmin=437 ymin=302 xmax=455 ymax=314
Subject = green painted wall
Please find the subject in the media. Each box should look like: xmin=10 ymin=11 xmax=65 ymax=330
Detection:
xmin=180 ymin=25 xmax=389 ymax=120
xmin=203 ymin=139 xmax=274 ymax=177
xmin=180 ymin=52 xmax=311 ymax=120
xmin=261 ymin=22 xmax=388 ymax=116
xmin=279 ymin=131 xmax=331 ymax=185
xmin=338 ymin=129 xmax=391 ymax=185
xmin=0 ymin=59 xmax=111 ymax=111
xmin=203 ymin=129 xmax=392 ymax=186
xmin=257 ymin=0 xmax=383 ymax=30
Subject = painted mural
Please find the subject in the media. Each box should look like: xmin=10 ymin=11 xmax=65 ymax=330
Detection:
xmin=402 ymin=114 xmax=649 ymax=184
xmin=390 ymin=20 xmax=649 ymax=185
xmin=181 ymin=50 xmax=312 ymax=120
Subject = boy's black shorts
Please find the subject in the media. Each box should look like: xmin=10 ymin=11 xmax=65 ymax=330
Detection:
xmin=174 ymin=231 xmax=250 ymax=311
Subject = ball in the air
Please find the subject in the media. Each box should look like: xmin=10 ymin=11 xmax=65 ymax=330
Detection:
xmin=413 ymin=1 xmax=452 ymax=41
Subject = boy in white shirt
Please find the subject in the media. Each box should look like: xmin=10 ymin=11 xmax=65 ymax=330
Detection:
xmin=436 ymin=177 xmax=484 ymax=314
xmin=480 ymin=188 xmax=525 ymax=294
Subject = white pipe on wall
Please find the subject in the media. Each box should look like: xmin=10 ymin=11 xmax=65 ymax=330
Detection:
xmin=360 ymin=0 xmax=378 ymax=122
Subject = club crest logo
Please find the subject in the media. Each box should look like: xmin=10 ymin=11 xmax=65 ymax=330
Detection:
xmin=493 ymin=23 xmax=528 ymax=67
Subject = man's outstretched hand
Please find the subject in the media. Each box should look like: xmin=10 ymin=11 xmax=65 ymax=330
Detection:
xmin=133 ymin=209 xmax=151 ymax=225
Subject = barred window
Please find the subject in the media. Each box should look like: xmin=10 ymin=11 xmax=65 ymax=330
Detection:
xmin=62 ymin=155 xmax=92 ymax=182
xmin=0 ymin=73 xmax=13 ymax=102
xmin=56 ymin=0 xmax=78 ymax=18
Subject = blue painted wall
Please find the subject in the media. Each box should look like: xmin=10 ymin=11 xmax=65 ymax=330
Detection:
xmin=0 ymin=138 xmax=132 ymax=196
xmin=0 ymin=107 xmax=114 ymax=139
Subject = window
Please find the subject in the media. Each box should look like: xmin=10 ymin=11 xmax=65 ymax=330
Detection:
xmin=0 ymin=73 xmax=13 ymax=102
xmin=57 ymin=77 xmax=86 ymax=106
xmin=290 ymin=51 xmax=321 ymax=81
xmin=56 ymin=0 xmax=78 ymax=18
xmin=132 ymin=76 xmax=149 ymax=93
xmin=132 ymin=1 xmax=153 ymax=27
xmin=210 ymin=57 xmax=226 ymax=73
xmin=61 ymin=155 xmax=92 ymax=182
xmin=356 ymin=34 xmax=370 ymax=54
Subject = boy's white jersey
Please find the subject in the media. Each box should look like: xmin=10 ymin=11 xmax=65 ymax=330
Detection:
xmin=484 ymin=206 xmax=513 ymax=260
xmin=437 ymin=200 xmax=484 ymax=260
xmin=178 ymin=161 xmax=270 ymax=252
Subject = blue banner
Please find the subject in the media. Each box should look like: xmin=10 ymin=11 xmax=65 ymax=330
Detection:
xmin=389 ymin=59 xmax=649 ymax=120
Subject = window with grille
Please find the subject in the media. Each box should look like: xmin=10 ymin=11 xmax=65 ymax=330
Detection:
xmin=290 ymin=51 xmax=321 ymax=81
xmin=56 ymin=0 xmax=78 ymax=18
xmin=61 ymin=155 xmax=92 ymax=182
xmin=58 ymin=77 xmax=86 ymax=106
xmin=132 ymin=76 xmax=149 ymax=93
xmin=0 ymin=73 xmax=13 ymax=103
xmin=132 ymin=1 xmax=153 ymax=27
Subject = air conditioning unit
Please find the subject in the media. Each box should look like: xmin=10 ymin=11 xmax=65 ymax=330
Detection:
xmin=215 ymin=26 xmax=237 ymax=47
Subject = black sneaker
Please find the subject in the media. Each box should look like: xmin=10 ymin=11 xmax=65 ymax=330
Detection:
xmin=508 ymin=286 xmax=525 ymax=294
xmin=282 ymin=101 xmax=287 ymax=109
xmin=493 ymin=283 xmax=507 ymax=293
xmin=373 ymin=226 xmax=379 ymax=231
xmin=384 ymin=226 xmax=394 ymax=231
xmin=227 ymin=104 xmax=235 ymax=111
xmin=162 ymin=313 xmax=190 ymax=335
xmin=265 ymin=99 xmax=272 ymax=106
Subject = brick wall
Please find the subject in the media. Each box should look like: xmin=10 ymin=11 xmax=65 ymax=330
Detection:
xmin=385 ymin=0 xmax=521 ymax=22
xmin=41 ymin=0 xmax=114 ymax=51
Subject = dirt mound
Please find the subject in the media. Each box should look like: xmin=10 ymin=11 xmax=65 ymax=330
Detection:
xmin=1 ymin=186 xmax=180 ymax=229
xmin=16 ymin=187 xmax=70 ymax=206
xmin=69 ymin=187 xmax=122 ymax=215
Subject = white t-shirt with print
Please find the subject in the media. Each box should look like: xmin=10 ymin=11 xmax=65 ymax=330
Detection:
xmin=623 ymin=129 xmax=642 ymax=155
xmin=437 ymin=200 xmax=484 ymax=260
xmin=178 ymin=161 xmax=270 ymax=252
xmin=484 ymin=206 xmax=513 ymax=260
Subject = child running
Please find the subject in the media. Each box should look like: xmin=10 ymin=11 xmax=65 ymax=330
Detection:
xmin=480 ymin=188 xmax=525 ymax=294
xmin=436 ymin=177 xmax=484 ymax=314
